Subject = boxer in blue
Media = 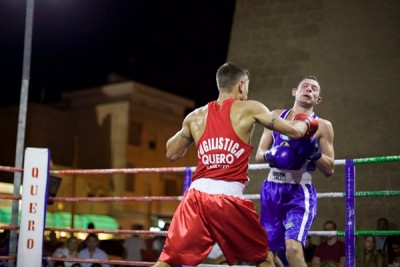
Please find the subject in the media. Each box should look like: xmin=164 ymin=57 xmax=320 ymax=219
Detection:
xmin=255 ymin=75 xmax=335 ymax=267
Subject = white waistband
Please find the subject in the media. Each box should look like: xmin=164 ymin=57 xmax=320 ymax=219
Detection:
xmin=267 ymin=167 xmax=312 ymax=184
xmin=189 ymin=178 xmax=245 ymax=197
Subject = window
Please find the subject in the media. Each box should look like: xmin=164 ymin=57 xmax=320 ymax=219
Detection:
xmin=128 ymin=122 xmax=143 ymax=146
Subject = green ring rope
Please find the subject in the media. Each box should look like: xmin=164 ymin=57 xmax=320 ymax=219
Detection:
xmin=353 ymin=155 xmax=400 ymax=165
xmin=309 ymin=230 xmax=400 ymax=237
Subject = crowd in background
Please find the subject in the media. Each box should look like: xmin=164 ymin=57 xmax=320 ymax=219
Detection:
xmin=0 ymin=217 xmax=399 ymax=267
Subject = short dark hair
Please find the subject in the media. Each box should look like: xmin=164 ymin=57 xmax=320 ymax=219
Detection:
xmin=324 ymin=220 xmax=337 ymax=230
xmin=216 ymin=62 xmax=249 ymax=91
xmin=298 ymin=75 xmax=319 ymax=86
xmin=378 ymin=217 xmax=389 ymax=224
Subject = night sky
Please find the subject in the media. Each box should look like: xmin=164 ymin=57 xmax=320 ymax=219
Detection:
xmin=1 ymin=0 xmax=236 ymax=108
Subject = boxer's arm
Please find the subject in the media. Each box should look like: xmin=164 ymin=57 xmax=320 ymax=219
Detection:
xmin=250 ymin=101 xmax=309 ymax=139
xmin=255 ymin=121 xmax=274 ymax=163
xmin=314 ymin=119 xmax=335 ymax=177
xmin=166 ymin=114 xmax=194 ymax=161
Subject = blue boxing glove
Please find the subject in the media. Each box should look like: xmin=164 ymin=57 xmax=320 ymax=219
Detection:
xmin=306 ymin=136 xmax=322 ymax=162
xmin=264 ymin=145 xmax=296 ymax=169
xmin=284 ymin=137 xmax=321 ymax=171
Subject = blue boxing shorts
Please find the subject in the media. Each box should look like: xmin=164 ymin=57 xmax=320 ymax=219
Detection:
xmin=260 ymin=168 xmax=317 ymax=252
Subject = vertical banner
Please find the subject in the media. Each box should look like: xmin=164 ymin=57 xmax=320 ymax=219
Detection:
xmin=17 ymin=148 xmax=50 ymax=267
xmin=345 ymin=159 xmax=355 ymax=267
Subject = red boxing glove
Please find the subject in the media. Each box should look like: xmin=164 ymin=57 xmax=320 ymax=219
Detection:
xmin=293 ymin=113 xmax=319 ymax=139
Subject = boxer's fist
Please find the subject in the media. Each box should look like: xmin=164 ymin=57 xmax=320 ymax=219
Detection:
xmin=306 ymin=137 xmax=322 ymax=162
xmin=293 ymin=113 xmax=319 ymax=139
xmin=264 ymin=145 xmax=296 ymax=169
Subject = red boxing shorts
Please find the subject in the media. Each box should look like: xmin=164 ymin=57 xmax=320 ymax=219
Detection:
xmin=159 ymin=181 xmax=268 ymax=266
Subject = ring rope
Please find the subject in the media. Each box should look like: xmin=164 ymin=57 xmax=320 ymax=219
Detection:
xmin=1 ymin=190 xmax=399 ymax=202
xmin=0 ymin=226 xmax=396 ymax=238
xmin=47 ymin=257 xmax=252 ymax=267
xmin=353 ymin=155 xmax=400 ymax=165
xmin=47 ymin=256 xmax=154 ymax=267
xmin=44 ymin=227 xmax=167 ymax=236
xmin=309 ymin=230 xmax=400 ymax=236
xmin=0 ymin=166 xmax=23 ymax=173
xmin=50 ymin=196 xmax=182 ymax=202
xmin=1 ymin=155 xmax=396 ymax=175
xmin=245 ymin=190 xmax=400 ymax=200
xmin=0 ymin=225 xmax=18 ymax=230
xmin=2 ymin=225 xmax=399 ymax=241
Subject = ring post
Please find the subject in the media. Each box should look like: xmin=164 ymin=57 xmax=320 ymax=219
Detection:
xmin=17 ymin=148 xmax=50 ymax=267
xmin=182 ymin=167 xmax=192 ymax=195
xmin=345 ymin=159 xmax=355 ymax=267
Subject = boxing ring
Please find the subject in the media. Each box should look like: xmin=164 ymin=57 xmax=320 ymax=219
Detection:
xmin=0 ymin=149 xmax=399 ymax=267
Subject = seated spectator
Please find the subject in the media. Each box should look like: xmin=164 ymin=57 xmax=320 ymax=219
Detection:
xmin=71 ymin=264 xmax=81 ymax=267
xmin=312 ymin=220 xmax=345 ymax=267
xmin=357 ymin=235 xmax=385 ymax=267
xmin=54 ymin=261 xmax=66 ymax=267
xmin=0 ymin=230 xmax=10 ymax=257
xmin=388 ymin=236 xmax=400 ymax=267
xmin=78 ymin=234 xmax=109 ymax=267
xmin=304 ymin=236 xmax=317 ymax=267
xmin=122 ymin=224 xmax=146 ymax=261
xmin=80 ymin=223 xmax=96 ymax=250
xmin=152 ymin=222 xmax=170 ymax=259
xmin=51 ymin=236 xmax=79 ymax=267
xmin=44 ymin=231 xmax=64 ymax=257
xmin=376 ymin=217 xmax=390 ymax=257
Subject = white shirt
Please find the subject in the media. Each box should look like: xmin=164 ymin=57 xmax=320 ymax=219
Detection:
xmin=78 ymin=247 xmax=109 ymax=267
xmin=123 ymin=236 xmax=146 ymax=261
xmin=51 ymin=246 xmax=79 ymax=267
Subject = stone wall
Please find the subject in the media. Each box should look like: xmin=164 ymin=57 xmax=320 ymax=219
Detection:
xmin=229 ymin=0 xmax=400 ymax=231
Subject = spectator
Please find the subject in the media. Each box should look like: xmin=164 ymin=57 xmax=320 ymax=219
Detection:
xmin=0 ymin=231 xmax=11 ymax=267
xmin=376 ymin=217 xmax=389 ymax=257
xmin=78 ymin=234 xmax=109 ymax=267
xmin=304 ymin=236 xmax=317 ymax=267
xmin=312 ymin=221 xmax=345 ymax=267
xmin=51 ymin=236 xmax=79 ymax=267
xmin=0 ymin=230 xmax=10 ymax=256
xmin=54 ymin=261 xmax=66 ymax=267
xmin=44 ymin=231 xmax=64 ymax=257
xmin=388 ymin=236 xmax=400 ymax=267
xmin=152 ymin=222 xmax=170 ymax=258
xmin=71 ymin=264 xmax=81 ymax=267
xmin=122 ymin=224 xmax=146 ymax=261
xmin=357 ymin=236 xmax=384 ymax=267
xmin=80 ymin=223 xmax=96 ymax=250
